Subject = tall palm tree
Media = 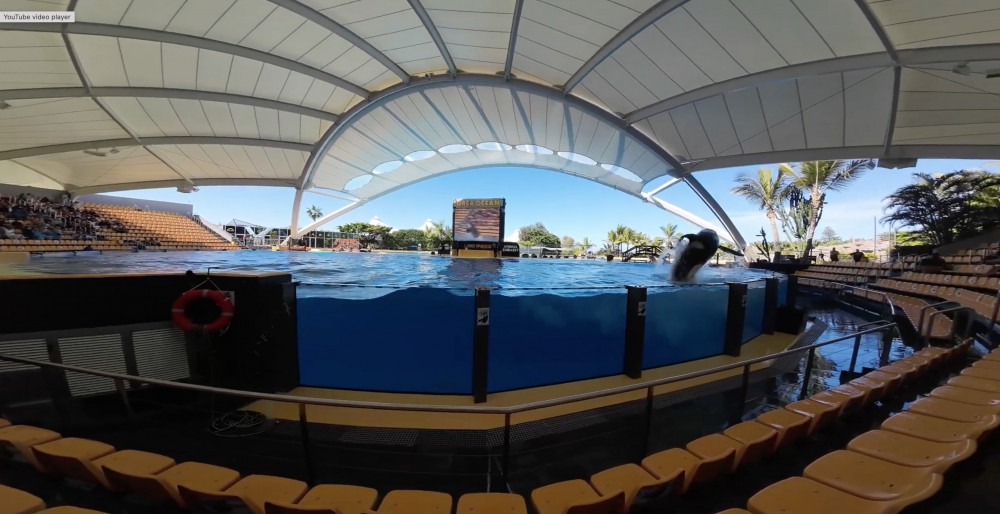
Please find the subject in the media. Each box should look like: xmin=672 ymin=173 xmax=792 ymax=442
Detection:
xmin=306 ymin=205 xmax=323 ymax=221
xmin=731 ymin=167 xmax=789 ymax=251
xmin=579 ymin=237 xmax=594 ymax=254
xmin=659 ymin=224 xmax=680 ymax=249
xmin=783 ymin=159 xmax=875 ymax=257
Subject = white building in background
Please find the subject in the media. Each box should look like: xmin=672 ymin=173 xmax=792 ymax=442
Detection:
xmin=420 ymin=219 xmax=435 ymax=232
xmin=369 ymin=216 xmax=388 ymax=227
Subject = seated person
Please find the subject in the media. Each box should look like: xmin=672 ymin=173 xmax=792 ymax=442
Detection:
xmin=829 ymin=247 xmax=840 ymax=262
xmin=850 ymin=248 xmax=864 ymax=263
xmin=0 ymin=223 xmax=23 ymax=241
xmin=917 ymin=251 xmax=948 ymax=272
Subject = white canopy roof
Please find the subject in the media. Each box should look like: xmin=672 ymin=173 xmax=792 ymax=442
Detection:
xmin=2 ymin=0 xmax=1000 ymax=246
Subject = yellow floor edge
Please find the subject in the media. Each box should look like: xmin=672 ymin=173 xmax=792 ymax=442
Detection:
xmin=248 ymin=332 xmax=798 ymax=430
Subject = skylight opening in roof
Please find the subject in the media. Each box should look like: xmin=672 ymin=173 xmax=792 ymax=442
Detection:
xmin=515 ymin=144 xmax=554 ymax=155
xmin=438 ymin=144 xmax=473 ymax=154
xmin=404 ymin=150 xmax=436 ymax=162
xmin=476 ymin=142 xmax=512 ymax=151
xmin=344 ymin=175 xmax=373 ymax=190
xmin=557 ymin=151 xmax=597 ymax=166
xmin=601 ymin=163 xmax=642 ymax=182
xmin=372 ymin=160 xmax=403 ymax=175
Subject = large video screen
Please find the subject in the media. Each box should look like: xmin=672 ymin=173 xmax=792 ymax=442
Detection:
xmin=453 ymin=198 xmax=504 ymax=243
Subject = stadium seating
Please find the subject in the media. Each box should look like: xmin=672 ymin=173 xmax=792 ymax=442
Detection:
xmin=81 ymin=204 xmax=234 ymax=251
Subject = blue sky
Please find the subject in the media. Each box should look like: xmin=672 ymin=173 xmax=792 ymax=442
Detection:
xmin=107 ymin=158 xmax=995 ymax=246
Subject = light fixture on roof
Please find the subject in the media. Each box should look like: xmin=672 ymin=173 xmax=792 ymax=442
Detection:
xmin=83 ymin=149 xmax=107 ymax=157
xmin=986 ymin=68 xmax=1000 ymax=79
xmin=176 ymin=184 xmax=199 ymax=193
xmin=952 ymin=62 xmax=971 ymax=76
xmin=109 ymin=147 xmax=120 ymax=154
xmin=0 ymin=100 xmax=11 ymax=110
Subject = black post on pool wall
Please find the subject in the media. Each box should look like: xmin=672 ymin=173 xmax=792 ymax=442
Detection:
xmin=623 ymin=286 xmax=648 ymax=379
xmin=763 ymin=278 xmax=779 ymax=334
xmin=785 ymin=275 xmax=798 ymax=307
xmin=724 ymin=283 xmax=748 ymax=357
xmin=472 ymin=287 xmax=490 ymax=404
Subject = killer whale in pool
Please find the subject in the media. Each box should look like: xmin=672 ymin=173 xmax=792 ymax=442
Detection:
xmin=670 ymin=229 xmax=744 ymax=282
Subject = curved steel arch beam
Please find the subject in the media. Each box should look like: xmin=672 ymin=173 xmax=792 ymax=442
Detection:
xmin=563 ymin=0 xmax=692 ymax=93
xmin=642 ymin=194 xmax=733 ymax=246
xmin=683 ymin=175 xmax=746 ymax=250
xmin=0 ymin=137 xmax=313 ymax=161
xmin=267 ymin=0 xmax=409 ymax=83
xmin=627 ymin=43 xmax=1000 ymax=124
xmin=0 ymin=87 xmax=339 ymax=122
xmin=406 ymin=0 xmax=456 ymax=77
xmin=70 ymin=178 xmax=300 ymax=195
xmin=2 ymin=22 xmax=370 ymax=97
xmin=298 ymin=73 xmax=685 ymax=189
xmin=504 ymin=0 xmax=525 ymax=80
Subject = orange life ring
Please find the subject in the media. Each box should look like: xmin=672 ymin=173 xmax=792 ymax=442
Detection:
xmin=171 ymin=289 xmax=234 ymax=333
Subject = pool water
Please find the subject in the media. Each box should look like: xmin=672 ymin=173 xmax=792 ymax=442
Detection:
xmin=9 ymin=250 xmax=777 ymax=298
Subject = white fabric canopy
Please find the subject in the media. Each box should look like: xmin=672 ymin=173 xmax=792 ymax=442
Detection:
xmin=2 ymin=0 xmax=1000 ymax=245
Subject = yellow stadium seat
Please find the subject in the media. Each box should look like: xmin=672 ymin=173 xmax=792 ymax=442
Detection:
xmin=803 ymin=450 xmax=942 ymax=503
xmin=755 ymin=409 xmax=810 ymax=449
xmin=971 ymin=359 xmax=1000 ymax=372
xmin=0 ymin=418 xmax=10 ymax=429
xmin=881 ymin=411 xmax=996 ymax=443
xmin=748 ymin=476 xmax=900 ymax=514
xmin=783 ymin=400 xmax=839 ymax=435
xmin=530 ymin=480 xmax=624 ymax=514
xmin=961 ymin=367 xmax=1000 ymax=381
xmin=264 ymin=484 xmax=378 ymax=514
xmin=906 ymin=397 xmax=1000 ymax=425
xmin=928 ymin=385 xmax=1000 ymax=408
xmin=0 ymin=483 xmax=46 ymax=514
xmin=38 ymin=508 xmax=108 ymax=513
xmin=31 ymin=437 xmax=116 ymax=484
xmin=723 ymin=421 xmax=778 ymax=465
xmin=947 ymin=376 xmax=1000 ymax=394
xmin=455 ymin=493 xmax=528 ymax=514
xmin=0 ymin=425 xmax=62 ymax=471
xmin=376 ymin=490 xmax=453 ymax=514
xmin=589 ymin=463 xmax=675 ymax=510
xmin=829 ymin=384 xmax=870 ymax=408
xmin=686 ymin=433 xmax=741 ymax=473
xmin=640 ymin=448 xmax=701 ymax=494
xmin=846 ymin=430 xmax=975 ymax=473
xmin=178 ymin=474 xmax=307 ymax=514
xmin=106 ymin=461 xmax=239 ymax=508
xmin=807 ymin=391 xmax=853 ymax=416
xmin=847 ymin=377 xmax=889 ymax=403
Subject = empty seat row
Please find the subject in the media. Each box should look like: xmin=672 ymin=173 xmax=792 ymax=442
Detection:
xmin=878 ymin=279 xmax=998 ymax=320
xmin=902 ymin=271 xmax=1000 ymax=292
xmin=530 ymin=344 xmax=961 ymax=513
xmin=735 ymin=342 xmax=995 ymax=514
xmin=0 ymin=483 xmax=106 ymax=514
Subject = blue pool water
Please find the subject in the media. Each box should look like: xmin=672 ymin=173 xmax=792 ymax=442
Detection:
xmin=10 ymin=250 xmax=777 ymax=297
xmin=10 ymin=251 xmax=788 ymax=394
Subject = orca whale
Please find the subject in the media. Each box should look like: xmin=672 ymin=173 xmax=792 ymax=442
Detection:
xmin=670 ymin=229 xmax=744 ymax=282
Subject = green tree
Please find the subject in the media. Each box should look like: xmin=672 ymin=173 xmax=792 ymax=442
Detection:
xmin=519 ymin=222 xmax=560 ymax=247
xmin=579 ymin=237 xmax=594 ymax=254
xmin=306 ymin=205 xmax=323 ymax=221
xmin=659 ymin=224 xmax=680 ymax=249
xmin=423 ymin=220 xmax=452 ymax=249
xmin=560 ymin=235 xmax=576 ymax=249
xmin=386 ymin=229 xmax=427 ymax=250
xmin=338 ymin=222 xmax=393 ymax=248
xmin=782 ymin=159 xmax=875 ymax=257
xmin=820 ymin=227 xmax=839 ymax=244
xmin=881 ymin=170 xmax=1000 ymax=245
xmin=731 ymin=167 xmax=791 ymax=250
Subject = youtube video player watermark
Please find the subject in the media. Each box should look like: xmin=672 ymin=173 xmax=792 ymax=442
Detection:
xmin=1 ymin=11 xmax=75 ymax=23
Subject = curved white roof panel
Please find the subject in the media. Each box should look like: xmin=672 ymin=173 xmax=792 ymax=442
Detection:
xmin=2 ymin=0 xmax=1000 ymax=245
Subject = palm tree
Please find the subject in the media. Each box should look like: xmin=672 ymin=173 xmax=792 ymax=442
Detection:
xmin=579 ymin=237 xmax=594 ymax=254
xmin=659 ymin=224 xmax=680 ymax=249
xmin=306 ymin=205 xmax=323 ymax=221
xmin=731 ymin=167 xmax=790 ymax=252
xmin=782 ymin=159 xmax=875 ymax=257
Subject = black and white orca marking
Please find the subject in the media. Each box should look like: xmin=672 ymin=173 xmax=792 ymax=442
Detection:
xmin=670 ymin=229 xmax=744 ymax=282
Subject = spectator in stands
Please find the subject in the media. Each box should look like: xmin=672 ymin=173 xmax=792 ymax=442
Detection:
xmin=0 ymin=222 xmax=23 ymax=241
xmin=829 ymin=248 xmax=840 ymax=262
xmin=917 ymin=251 xmax=948 ymax=272
xmin=818 ymin=250 xmax=825 ymax=262
xmin=851 ymin=248 xmax=864 ymax=263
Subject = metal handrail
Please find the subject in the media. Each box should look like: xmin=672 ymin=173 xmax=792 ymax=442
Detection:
xmin=917 ymin=301 xmax=958 ymax=337
xmin=925 ymin=305 xmax=975 ymax=345
xmin=0 ymin=323 xmax=892 ymax=417
xmin=809 ymin=278 xmax=898 ymax=318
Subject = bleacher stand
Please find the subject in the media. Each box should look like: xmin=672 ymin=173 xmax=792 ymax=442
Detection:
xmin=0 ymin=192 xmax=235 ymax=252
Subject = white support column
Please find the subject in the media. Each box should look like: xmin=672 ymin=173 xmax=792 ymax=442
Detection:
xmin=287 ymin=189 xmax=304 ymax=245
xmin=294 ymin=200 xmax=364 ymax=237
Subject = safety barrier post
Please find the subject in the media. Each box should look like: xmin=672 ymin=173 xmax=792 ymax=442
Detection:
xmin=731 ymin=364 xmax=751 ymax=426
xmin=501 ymin=413 xmax=512 ymax=485
xmin=642 ymin=386 xmax=654 ymax=457
xmin=799 ymin=347 xmax=816 ymax=400
xmin=298 ymin=404 xmax=317 ymax=486
xmin=785 ymin=275 xmax=798 ymax=307
xmin=724 ymin=283 xmax=748 ymax=357
xmin=623 ymin=286 xmax=647 ymax=379
xmin=472 ymin=287 xmax=490 ymax=404
xmin=763 ymin=278 xmax=779 ymax=334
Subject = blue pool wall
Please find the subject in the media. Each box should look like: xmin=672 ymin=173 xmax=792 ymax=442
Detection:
xmin=297 ymin=275 xmax=790 ymax=394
